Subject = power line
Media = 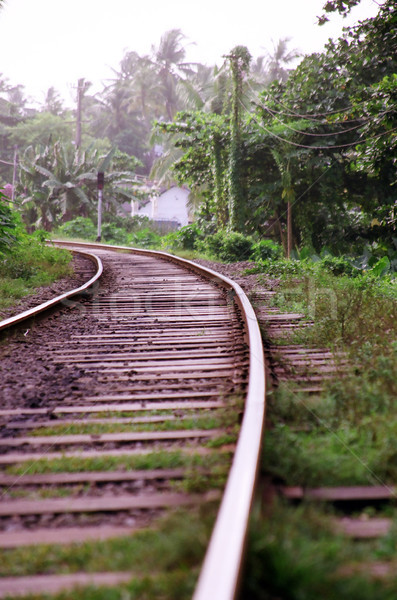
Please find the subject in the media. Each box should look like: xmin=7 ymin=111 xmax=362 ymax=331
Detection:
xmin=245 ymin=101 xmax=397 ymax=151
xmin=257 ymin=102 xmax=367 ymax=138
xmin=246 ymin=81 xmax=367 ymax=124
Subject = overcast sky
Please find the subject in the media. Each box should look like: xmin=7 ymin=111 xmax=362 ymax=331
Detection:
xmin=0 ymin=0 xmax=382 ymax=108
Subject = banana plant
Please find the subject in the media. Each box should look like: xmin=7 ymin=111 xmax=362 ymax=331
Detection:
xmin=19 ymin=142 xmax=142 ymax=229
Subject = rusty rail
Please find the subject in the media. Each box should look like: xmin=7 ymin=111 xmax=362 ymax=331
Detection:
xmin=50 ymin=240 xmax=266 ymax=600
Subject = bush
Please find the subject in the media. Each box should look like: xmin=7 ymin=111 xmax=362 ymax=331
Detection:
xmin=319 ymin=255 xmax=360 ymax=277
xmin=101 ymin=223 xmax=128 ymax=245
xmin=197 ymin=230 xmax=254 ymax=263
xmin=175 ymin=224 xmax=204 ymax=250
xmin=129 ymin=228 xmax=161 ymax=249
xmin=0 ymin=197 xmax=22 ymax=255
xmin=251 ymin=239 xmax=282 ymax=262
xmin=161 ymin=224 xmax=204 ymax=252
xmin=56 ymin=217 xmax=96 ymax=240
xmin=102 ymin=213 xmax=150 ymax=233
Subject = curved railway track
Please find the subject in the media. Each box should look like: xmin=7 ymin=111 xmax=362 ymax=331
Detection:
xmin=0 ymin=242 xmax=266 ymax=600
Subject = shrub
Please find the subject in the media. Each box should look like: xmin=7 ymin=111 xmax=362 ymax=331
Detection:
xmin=56 ymin=217 xmax=96 ymax=240
xmin=197 ymin=230 xmax=254 ymax=263
xmin=195 ymin=231 xmax=225 ymax=258
xmin=101 ymin=223 xmax=128 ymax=245
xmin=161 ymin=224 xmax=204 ymax=251
xmin=251 ymin=239 xmax=282 ymax=262
xmin=129 ymin=228 xmax=161 ymax=249
xmin=102 ymin=213 xmax=150 ymax=233
xmin=219 ymin=231 xmax=254 ymax=262
xmin=0 ymin=196 xmax=22 ymax=255
xmin=319 ymin=255 xmax=360 ymax=277
xmin=174 ymin=224 xmax=204 ymax=250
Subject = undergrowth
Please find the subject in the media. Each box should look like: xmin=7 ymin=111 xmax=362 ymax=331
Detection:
xmin=241 ymin=252 xmax=397 ymax=598
xmin=0 ymin=224 xmax=72 ymax=310
xmin=0 ymin=505 xmax=218 ymax=600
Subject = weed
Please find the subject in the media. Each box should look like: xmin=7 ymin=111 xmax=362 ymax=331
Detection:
xmin=6 ymin=451 xmax=230 ymax=476
xmin=241 ymin=500 xmax=397 ymax=600
xmin=0 ymin=505 xmax=217 ymax=585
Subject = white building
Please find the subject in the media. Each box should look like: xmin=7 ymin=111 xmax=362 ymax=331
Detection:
xmin=132 ymin=186 xmax=191 ymax=228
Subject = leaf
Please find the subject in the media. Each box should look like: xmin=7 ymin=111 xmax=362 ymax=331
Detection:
xmin=370 ymin=256 xmax=390 ymax=277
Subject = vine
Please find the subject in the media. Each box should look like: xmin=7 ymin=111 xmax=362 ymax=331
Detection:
xmin=226 ymin=46 xmax=251 ymax=232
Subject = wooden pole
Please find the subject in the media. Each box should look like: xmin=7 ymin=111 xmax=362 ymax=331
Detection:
xmin=75 ymin=79 xmax=84 ymax=152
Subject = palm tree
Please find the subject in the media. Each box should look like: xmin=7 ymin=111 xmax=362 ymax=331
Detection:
xmin=152 ymin=29 xmax=195 ymax=120
xmin=43 ymin=87 xmax=64 ymax=116
xmin=265 ymin=38 xmax=301 ymax=83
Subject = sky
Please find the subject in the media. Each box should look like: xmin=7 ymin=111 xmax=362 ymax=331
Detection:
xmin=0 ymin=0 xmax=382 ymax=108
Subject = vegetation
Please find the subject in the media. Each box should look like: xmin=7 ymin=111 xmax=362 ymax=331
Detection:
xmin=241 ymin=502 xmax=397 ymax=600
xmin=0 ymin=196 xmax=72 ymax=311
xmin=2 ymin=3 xmax=395 ymax=262
xmin=1 ymin=2 xmax=397 ymax=597
xmin=238 ymin=239 xmax=397 ymax=597
xmin=0 ymin=504 xmax=217 ymax=600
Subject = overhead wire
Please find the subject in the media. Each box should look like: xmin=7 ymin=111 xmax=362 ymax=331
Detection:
xmin=244 ymin=99 xmax=397 ymax=151
xmin=246 ymin=81 xmax=367 ymax=125
xmin=258 ymin=102 xmax=367 ymax=138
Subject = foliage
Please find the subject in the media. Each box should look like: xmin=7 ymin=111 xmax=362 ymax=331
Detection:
xmin=243 ymin=500 xmax=397 ymax=600
xmin=0 ymin=193 xmax=18 ymax=254
xmin=0 ymin=222 xmax=72 ymax=309
xmin=161 ymin=223 xmax=204 ymax=251
xmin=56 ymin=217 xmax=96 ymax=240
xmin=18 ymin=142 xmax=142 ymax=229
xmin=227 ymin=46 xmax=252 ymax=232
xmin=154 ymin=111 xmax=229 ymax=227
xmin=251 ymin=239 xmax=283 ymax=262
xmin=196 ymin=230 xmax=254 ymax=262
xmin=7 ymin=112 xmax=73 ymax=147
xmin=129 ymin=227 xmax=162 ymax=249
xmin=56 ymin=215 xmax=163 ymax=249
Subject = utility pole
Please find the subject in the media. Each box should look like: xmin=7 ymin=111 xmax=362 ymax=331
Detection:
xmin=75 ymin=78 xmax=84 ymax=153
xmin=97 ymin=172 xmax=104 ymax=242
xmin=11 ymin=146 xmax=18 ymax=203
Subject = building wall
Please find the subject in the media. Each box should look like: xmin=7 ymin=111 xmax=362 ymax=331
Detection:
xmin=132 ymin=186 xmax=190 ymax=227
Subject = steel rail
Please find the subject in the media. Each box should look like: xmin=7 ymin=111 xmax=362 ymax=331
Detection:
xmin=0 ymin=250 xmax=103 ymax=332
xmin=51 ymin=240 xmax=266 ymax=600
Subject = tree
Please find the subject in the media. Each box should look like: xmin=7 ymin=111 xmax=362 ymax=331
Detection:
xmin=7 ymin=112 xmax=73 ymax=147
xmin=265 ymin=38 xmax=301 ymax=83
xmin=152 ymin=29 xmax=195 ymax=120
xmin=153 ymin=111 xmax=229 ymax=228
xmin=319 ymin=0 xmax=364 ymax=23
xmin=19 ymin=142 xmax=142 ymax=228
xmin=43 ymin=87 xmax=64 ymax=116
xmin=226 ymin=46 xmax=252 ymax=231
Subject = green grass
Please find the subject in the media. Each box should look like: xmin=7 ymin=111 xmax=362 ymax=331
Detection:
xmin=29 ymin=411 xmax=234 ymax=437
xmin=5 ymin=450 xmax=232 ymax=476
xmin=240 ymin=259 xmax=397 ymax=598
xmin=241 ymin=500 xmax=397 ymax=600
xmin=0 ymin=505 xmax=217 ymax=586
xmin=0 ymin=239 xmax=72 ymax=310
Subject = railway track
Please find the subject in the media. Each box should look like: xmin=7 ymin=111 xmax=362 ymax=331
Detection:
xmin=0 ymin=242 xmax=266 ymax=599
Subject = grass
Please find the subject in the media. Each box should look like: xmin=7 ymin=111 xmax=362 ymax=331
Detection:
xmin=241 ymin=499 xmax=397 ymax=600
xmin=0 ymin=505 xmax=217 ymax=585
xmin=240 ymin=259 xmax=397 ymax=598
xmin=5 ymin=450 xmax=232 ymax=476
xmin=0 ymin=238 xmax=72 ymax=311
xmin=28 ymin=410 xmax=235 ymax=437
